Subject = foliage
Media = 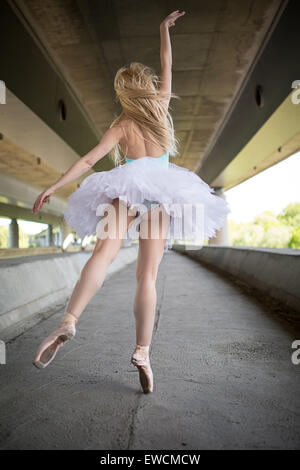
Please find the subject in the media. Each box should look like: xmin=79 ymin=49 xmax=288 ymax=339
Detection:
xmin=288 ymin=226 xmax=300 ymax=249
xmin=0 ymin=226 xmax=8 ymax=248
xmin=229 ymin=203 xmax=300 ymax=249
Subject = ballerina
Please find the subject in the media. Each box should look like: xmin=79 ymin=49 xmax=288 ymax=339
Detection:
xmin=32 ymin=9 xmax=230 ymax=394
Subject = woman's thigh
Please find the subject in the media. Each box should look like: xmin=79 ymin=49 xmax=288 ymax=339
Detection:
xmin=93 ymin=197 xmax=138 ymax=260
xmin=136 ymin=205 xmax=171 ymax=280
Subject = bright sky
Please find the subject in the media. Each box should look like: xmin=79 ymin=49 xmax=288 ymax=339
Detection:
xmin=0 ymin=217 xmax=47 ymax=234
xmin=0 ymin=151 xmax=299 ymax=232
xmin=225 ymin=150 xmax=300 ymax=223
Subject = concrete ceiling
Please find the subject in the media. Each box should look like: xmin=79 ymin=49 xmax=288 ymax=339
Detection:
xmin=0 ymin=133 xmax=79 ymax=200
xmin=0 ymin=0 xmax=282 ymax=211
xmin=13 ymin=0 xmax=280 ymax=173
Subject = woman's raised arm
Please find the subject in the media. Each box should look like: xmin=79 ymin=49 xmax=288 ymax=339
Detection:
xmin=158 ymin=10 xmax=185 ymax=110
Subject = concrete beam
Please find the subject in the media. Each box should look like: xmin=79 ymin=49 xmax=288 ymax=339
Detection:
xmin=198 ymin=0 xmax=300 ymax=186
xmin=0 ymin=202 xmax=62 ymax=226
xmin=0 ymin=171 xmax=67 ymax=217
xmin=0 ymin=0 xmax=100 ymax=157
xmin=212 ymin=90 xmax=300 ymax=188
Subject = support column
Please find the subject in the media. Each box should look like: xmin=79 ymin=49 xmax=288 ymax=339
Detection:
xmin=60 ymin=219 xmax=74 ymax=249
xmin=60 ymin=220 xmax=72 ymax=242
xmin=208 ymin=188 xmax=230 ymax=246
xmin=8 ymin=218 xmax=19 ymax=248
xmin=47 ymin=224 xmax=53 ymax=246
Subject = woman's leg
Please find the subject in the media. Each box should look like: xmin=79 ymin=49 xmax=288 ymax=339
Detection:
xmin=134 ymin=205 xmax=171 ymax=346
xmin=131 ymin=205 xmax=170 ymax=392
xmin=33 ymin=198 xmax=138 ymax=368
xmin=61 ymin=198 xmax=137 ymax=325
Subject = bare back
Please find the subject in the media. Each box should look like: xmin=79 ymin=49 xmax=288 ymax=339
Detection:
xmin=118 ymin=118 xmax=166 ymax=160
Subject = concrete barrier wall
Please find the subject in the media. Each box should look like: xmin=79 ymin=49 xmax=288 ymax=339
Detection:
xmin=0 ymin=246 xmax=138 ymax=340
xmin=173 ymin=245 xmax=300 ymax=313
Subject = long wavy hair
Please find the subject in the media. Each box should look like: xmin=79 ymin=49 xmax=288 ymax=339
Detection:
xmin=108 ymin=62 xmax=181 ymax=166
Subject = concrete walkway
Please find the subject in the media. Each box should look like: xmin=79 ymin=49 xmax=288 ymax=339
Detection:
xmin=0 ymin=250 xmax=299 ymax=450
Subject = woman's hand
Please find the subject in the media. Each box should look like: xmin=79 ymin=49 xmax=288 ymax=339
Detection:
xmin=32 ymin=187 xmax=55 ymax=214
xmin=160 ymin=9 xmax=185 ymax=29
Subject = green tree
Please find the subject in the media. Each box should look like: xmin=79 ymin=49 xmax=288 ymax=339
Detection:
xmin=288 ymin=226 xmax=300 ymax=249
xmin=278 ymin=203 xmax=300 ymax=227
xmin=0 ymin=225 xmax=9 ymax=248
xmin=253 ymin=210 xmax=279 ymax=230
xmin=229 ymin=204 xmax=297 ymax=249
xmin=19 ymin=227 xmax=29 ymax=248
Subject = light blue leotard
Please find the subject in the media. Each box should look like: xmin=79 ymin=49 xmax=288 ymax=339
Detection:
xmin=125 ymin=151 xmax=169 ymax=209
xmin=125 ymin=151 xmax=169 ymax=165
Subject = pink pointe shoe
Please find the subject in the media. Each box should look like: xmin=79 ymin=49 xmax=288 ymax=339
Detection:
xmin=32 ymin=313 xmax=77 ymax=369
xmin=131 ymin=345 xmax=153 ymax=393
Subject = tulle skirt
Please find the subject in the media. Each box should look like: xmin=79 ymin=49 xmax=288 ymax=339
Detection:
xmin=63 ymin=157 xmax=231 ymax=252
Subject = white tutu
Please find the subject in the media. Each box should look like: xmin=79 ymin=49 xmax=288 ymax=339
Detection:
xmin=63 ymin=156 xmax=231 ymax=252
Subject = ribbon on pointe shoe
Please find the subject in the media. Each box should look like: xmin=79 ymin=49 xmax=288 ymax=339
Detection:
xmin=131 ymin=344 xmax=153 ymax=393
xmin=59 ymin=312 xmax=78 ymax=327
xmin=131 ymin=345 xmax=150 ymax=366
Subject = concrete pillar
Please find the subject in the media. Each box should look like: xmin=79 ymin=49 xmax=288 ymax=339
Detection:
xmin=47 ymin=224 xmax=53 ymax=246
xmin=8 ymin=218 xmax=19 ymax=248
xmin=208 ymin=188 xmax=230 ymax=246
xmin=60 ymin=219 xmax=75 ymax=250
xmin=60 ymin=219 xmax=73 ymax=243
xmin=54 ymin=231 xmax=59 ymax=246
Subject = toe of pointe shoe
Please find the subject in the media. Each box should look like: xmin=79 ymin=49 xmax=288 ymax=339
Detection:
xmin=131 ymin=356 xmax=154 ymax=394
xmin=138 ymin=366 xmax=154 ymax=394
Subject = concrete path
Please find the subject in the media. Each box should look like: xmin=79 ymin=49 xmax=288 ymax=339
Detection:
xmin=0 ymin=250 xmax=299 ymax=450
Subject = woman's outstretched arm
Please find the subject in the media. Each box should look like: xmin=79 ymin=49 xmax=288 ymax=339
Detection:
xmin=158 ymin=10 xmax=185 ymax=110
xmin=32 ymin=124 xmax=123 ymax=214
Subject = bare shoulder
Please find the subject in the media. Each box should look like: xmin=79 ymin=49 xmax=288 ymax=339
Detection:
xmin=108 ymin=121 xmax=126 ymax=139
xmin=117 ymin=117 xmax=136 ymax=139
xmin=118 ymin=117 xmax=133 ymax=129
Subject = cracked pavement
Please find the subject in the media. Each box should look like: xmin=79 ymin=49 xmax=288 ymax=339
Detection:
xmin=0 ymin=250 xmax=300 ymax=449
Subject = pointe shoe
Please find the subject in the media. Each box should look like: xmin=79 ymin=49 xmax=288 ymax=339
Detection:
xmin=32 ymin=313 xmax=77 ymax=369
xmin=131 ymin=345 xmax=153 ymax=393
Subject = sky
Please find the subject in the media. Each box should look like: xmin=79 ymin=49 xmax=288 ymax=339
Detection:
xmin=0 ymin=217 xmax=48 ymax=235
xmin=0 ymin=150 xmax=299 ymax=234
xmin=224 ymin=150 xmax=300 ymax=223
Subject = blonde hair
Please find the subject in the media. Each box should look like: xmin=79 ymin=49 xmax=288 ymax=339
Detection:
xmin=108 ymin=62 xmax=181 ymax=166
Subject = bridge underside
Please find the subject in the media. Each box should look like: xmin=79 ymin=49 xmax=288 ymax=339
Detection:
xmin=1 ymin=1 xmax=282 ymax=193
xmin=0 ymin=0 xmax=299 ymax=246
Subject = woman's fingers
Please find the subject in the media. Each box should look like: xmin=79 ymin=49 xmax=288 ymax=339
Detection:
xmin=33 ymin=193 xmax=48 ymax=213
xmin=169 ymin=10 xmax=185 ymax=23
xmin=161 ymin=10 xmax=185 ymax=28
xmin=33 ymin=198 xmax=40 ymax=213
xmin=38 ymin=197 xmax=46 ymax=211
xmin=171 ymin=10 xmax=185 ymax=18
